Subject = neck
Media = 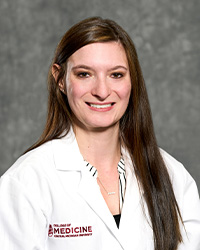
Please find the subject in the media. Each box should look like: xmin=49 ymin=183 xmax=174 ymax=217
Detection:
xmin=73 ymin=124 xmax=121 ymax=172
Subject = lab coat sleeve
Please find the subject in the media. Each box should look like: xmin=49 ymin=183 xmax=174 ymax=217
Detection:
xmin=0 ymin=175 xmax=47 ymax=250
xmin=178 ymin=168 xmax=200 ymax=250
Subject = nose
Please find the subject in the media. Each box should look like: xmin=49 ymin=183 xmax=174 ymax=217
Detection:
xmin=91 ymin=76 xmax=111 ymax=100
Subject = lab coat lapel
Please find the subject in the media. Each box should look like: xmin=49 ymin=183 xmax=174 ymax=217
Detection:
xmin=120 ymin=148 xmax=142 ymax=217
xmin=119 ymin=156 xmax=146 ymax=249
xmin=121 ymin=164 xmax=142 ymax=217
xmin=77 ymin=168 xmax=123 ymax=246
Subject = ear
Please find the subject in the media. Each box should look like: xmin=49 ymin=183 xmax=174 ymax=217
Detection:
xmin=52 ymin=63 xmax=64 ymax=89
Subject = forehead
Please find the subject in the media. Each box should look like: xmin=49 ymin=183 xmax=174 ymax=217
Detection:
xmin=68 ymin=42 xmax=128 ymax=68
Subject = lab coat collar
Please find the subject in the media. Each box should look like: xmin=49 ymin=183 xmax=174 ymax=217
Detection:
xmin=52 ymin=128 xmax=143 ymax=197
xmin=52 ymin=128 xmax=134 ymax=172
xmin=52 ymin=127 xmax=84 ymax=171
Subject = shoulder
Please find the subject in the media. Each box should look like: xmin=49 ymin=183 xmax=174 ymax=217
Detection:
xmin=3 ymin=141 xmax=53 ymax=175
xmin=1 ymin=129 xmax=81 ymax=187
xmin=0 ymin=141 xmax=55 ymax=191
xmin=159 ymin=148 xmax=191 ymax=182
xmin=2 ymin=129 xmax=76 ymax=179
xmin=159 ymin=148 xmax=199 ymax=205
xmin=0 ymin=141 xmax=55 ymax=215
xmin=160 ymin=148 xmax=192 ymax=186
xmin=159 ymin=148 xmax=185 ymax=175
xmin=0 ymin=134 xmax=76 ymax=209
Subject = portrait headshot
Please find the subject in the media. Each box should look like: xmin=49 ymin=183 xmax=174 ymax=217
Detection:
xmin=0 ymin=1 xmax=200 ymax=249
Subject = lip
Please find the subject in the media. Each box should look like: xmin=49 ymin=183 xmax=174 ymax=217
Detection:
xmin=86 ymin=102 xmax=115 ymax=112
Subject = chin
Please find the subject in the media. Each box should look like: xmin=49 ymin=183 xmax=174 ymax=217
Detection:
xmin=84 ymin=120 xmax=119 ymax=131
xmin=72 ymin=115 xmax=120 ymax=131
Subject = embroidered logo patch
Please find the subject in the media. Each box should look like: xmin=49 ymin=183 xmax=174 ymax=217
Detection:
xmin=48 ymin=223 xmax=93 ymax=238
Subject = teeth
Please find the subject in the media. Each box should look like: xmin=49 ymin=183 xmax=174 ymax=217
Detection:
xmin=89 ymin=103 xmax=112 ymax=108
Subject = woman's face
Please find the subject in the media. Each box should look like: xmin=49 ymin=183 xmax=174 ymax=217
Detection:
xmin=64 ymin=42 xmax=131 ymax=131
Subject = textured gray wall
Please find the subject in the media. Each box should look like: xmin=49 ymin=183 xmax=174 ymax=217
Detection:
xmin=0 ymin=0 xmax=199 ymax=190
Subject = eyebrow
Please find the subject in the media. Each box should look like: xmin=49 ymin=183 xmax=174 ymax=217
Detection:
xmin=71 ymin=65 xmax=128 ymax=71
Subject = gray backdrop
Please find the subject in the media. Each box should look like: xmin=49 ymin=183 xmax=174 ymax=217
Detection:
xmin=0 ymin=0 xmax=200 ymax=191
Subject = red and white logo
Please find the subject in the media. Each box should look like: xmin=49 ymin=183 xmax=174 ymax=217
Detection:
xmin=48 ymin=223 xmax=93 ymax=238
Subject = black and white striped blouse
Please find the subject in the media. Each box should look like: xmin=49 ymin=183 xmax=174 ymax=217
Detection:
xmin=85 ymin=158 xmax=126 ymax=210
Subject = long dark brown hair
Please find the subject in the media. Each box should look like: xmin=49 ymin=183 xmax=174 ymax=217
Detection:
xmin=26 ymin=17 xmax=183 ymax=249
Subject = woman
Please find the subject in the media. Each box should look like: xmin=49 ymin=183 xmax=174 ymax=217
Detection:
xmin=0 ymin=17 xmax=199 ymax=250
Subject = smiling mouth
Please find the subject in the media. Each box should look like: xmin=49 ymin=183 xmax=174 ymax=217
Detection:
xmin=86 ymin=103 xmax=115 ymax=109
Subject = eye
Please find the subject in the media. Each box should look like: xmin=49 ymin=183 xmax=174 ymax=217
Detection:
xmin=111 ymin=72 xmax=124 ymax=79
xmin=77 ymin=72 xmax=90 ymax=78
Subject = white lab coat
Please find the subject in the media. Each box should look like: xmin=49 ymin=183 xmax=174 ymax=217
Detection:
xmin=0 ymin=130 xmax=200 ymax=250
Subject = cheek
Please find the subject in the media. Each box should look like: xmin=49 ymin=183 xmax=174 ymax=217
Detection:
xmin=66 ymin=79 xmax=79 ymax=99
xmin=66 ymin=80 xmax=88 ymax=104
xmin=117 ymin=83 xmax=132 ymax=101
